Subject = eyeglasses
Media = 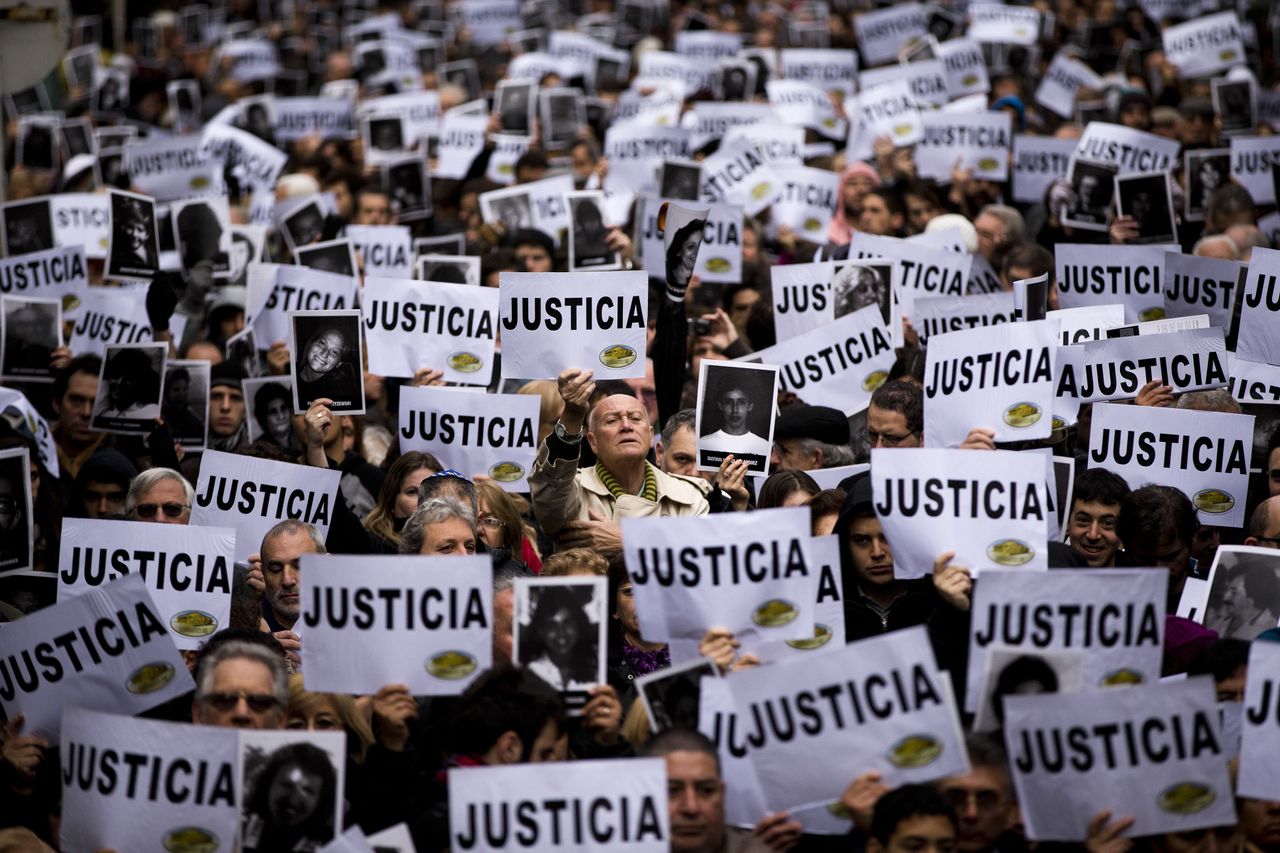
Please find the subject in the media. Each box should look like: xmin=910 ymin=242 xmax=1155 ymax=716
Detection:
xmin=203 ymin=691 xmax=282 ymax=713
xmin=477 ymin=515 xmax=504 ymax=529
xmin=134 ymin=502 xmax=189 ymax=519
xmin=1253 ymin=535 xmax=1280 ymax=547
xmin=866 ymin=429 xmax=918 ymax=448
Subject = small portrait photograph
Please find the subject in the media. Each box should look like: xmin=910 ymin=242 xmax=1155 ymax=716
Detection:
xmin=789 ymin=20 xmax=829 ymax=48
xmin=179 ymin=5 xmax=209 ymax=46
xmin=0 ymin=570 xmax=56 ymax=620
xmin=282 ymin=200 xmax=326 ymax=253
xmin=95 ymin=125 xmax=136 ymax=151
xmin=16 ymin=118 xmax=58 ymax=172
xmin=540 ymin=89 xmax=585 ymax=149
xmin=239 ymin=95 xmax=275 ymax=143
xmin=296 ymin=239 xmax=357 ymax=277
xmin=133 ymin=18 xmax=158 ymax=61
xmin=902 ymin=35 xmax=940 ymax=64
xmin=714 ymin=60 xmax=756 ymax=102
xmin=163 ymin=359 xmax=210 ymax=451
xmin=1183 ymin=149 xmax=1230 ymax=221
xmin=97 ymin=150 xmax=126 ymax=189
xmin=496 ymin=79 xmax=536 ymax=135
xmin=973 ymin=648 xmax=1083 ymax=732
xmin=511 ymin=28 xmax=546 ymax=55
xmin=696 ymin=360 xmax=779 ymax=473
xmin=105 ymin=189 xmax=160 ymax=280
xmin=290 ymin=310 xmax=365 ymax=414
xmin=593 ymin=56 xmax=627 ymax=93
xmin=617 ymin=0 xmax=654 ymax=37
xmin=5 ymin=84 xmax=48 ymax=117
xmin=567 ymin=191 xmax=620 ymax=271
xmin=1202 ymin=548 xmax=1280 ymax=641
xmin=384 ymin=157 xmax=432 ymax=219
xmin=226 ymin=326 xmax=262 ymax=379
xmin=415 ymin=253 xmax=480 ymax=286
xmin=92 ymin=66 xmax=129 ymax=116
xmin=1 ymin=296 xmax=61 ymax=382
xmin=361 ymin=115 xmax=407 ymax=165
xmin=513 ymin=576 xmax=607 ymax=710
xmin=91 ymin=343 xmax=167 ymax=433
xmin=479 ymin=187 xmax=535 ymax=231
xmin=271 ymin=70 xmax=308 ymax=98
xmin=63 ymin=44 xmax=98 ymax=89
xmin=168 ymin=80 xmax=203 ymax=135
xmin=1212 ymin=78 xmax=1255 ymax=137
xmin=239 ymin=732 xmax=343 ymax=853
xmin=1115 ymin=171 xmax=1177 ymax=245
xmin=72 ymin=14 xmax=102 ymax=48
xmin=356 ymin=42 xmax=387 ymax=78
xmin=416 ymin=42 xmax=444 ymax=74
xmin=172 ymin=196 xmax=232 ymax=276
xmin=1061 ymin=156 xmax=1116 ymax=232
xmin=245 ymin=376 xmax=301 ymax=451
xmin=832 ymin=261 xmax=894 ymax=326
xmin=663 ymin=203 xmax=708 ymax=294
xmin=661 ymin=160 xmax=702 ymax=201
xmin=227 ymin=224 xmax=267 ymax=288
xmin=60 ymin=118 xmax=95 ymax=160
xmin=414 ymin=233 xmax=467 ymax=257
xmin=438 ymin=59 xmax=480 ymax=101
xmin=638 ymin=658 xmax=717 ymax=735
xmin=1 ymin=197 xmax=54 ymax=257
xmin=0 ymin=447 xmax=34 ymax=573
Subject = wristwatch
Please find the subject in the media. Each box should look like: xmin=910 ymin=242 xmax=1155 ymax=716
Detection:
xmin=554 ymin=420 xmax=585 ymax=444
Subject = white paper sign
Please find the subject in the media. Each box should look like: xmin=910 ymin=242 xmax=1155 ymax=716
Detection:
xmin=398 ymin=386 xmax=539 ymax=490
xmin=1228 ymin=355 xmax=1280 ymax=405
xmin=1055 ymin=243 xmax=1173 ymax=323
xmin=750 ymin=303 xmax=897 ymax=415
xmin=1035 ymin=53 xmax=1104 ymax=119
xmin=1050 ymin=303 xmax=1126 ymax=344
xmin=1057 ymin=326 xmax=1228 ymax=403
xmin=273 ymin=96 xmax=355 ymax=142
xmin=1088 ymin=402 xmax=1253 ymax=528
xmin=1236 ymin=246 xmax=1280 ymax=366
xmin=124 ymin=135 xmax=221 ymax=201
xmin=621 ymin=507 xmax=817 ymax=644
xmin=199 ymin=123 xmax=287 ymax=189
xmin=915 ymin=111 xmax=1013 ymax=182
xmin=300 ymin=554 xmax=492 ymax=695
xmin=191 ymin=449 xmax=341 ymax=562
xmin=937 ymin=39 xmax=990 ymax=99
xmin=448 ymin=758 xmax=670 ymax=852
xmin=771 ymin=261 xmax=836 ymax=341
xmin=1239 ymin=641 xmax=1280 ymax=800
xmin=604 ymin=124 xmax=691 ymax=196
xmin=766 ymin=79 xmax=849 ymax=134
xmin=498 ymin=270 xmax=648 ymax=380
xmin=849 ymin=233 xmax=973 ymax=298
xmin=68 ymin=287 xmax=166 ymax=356
xmin=856 ymin=3 xmax=927 ymax=67
xmin=698 ymin=137 xmax=783 ymax=218
xmin=912 ymin=292 xmax=1017 ymax=346
xmin=50 ymin=194 xmax=111 ymax=258
xmin=346 ymin=224 xmax=412 ymax=276
xmin=362 ymin=276 xmax=498 ymax=384
xmin=58 ymin=518 xmax=235 ymax=650
xmin=968 ymin=3 xmax=1042 ymax=45
xmin=435 ymin=114 xmax=488 ymax=179
xmin=359 ymin=91 xmax=441 ymax=143
xmin=771 ymin=167 xmax=841 ymax=246
xmin=1012 ymin=136 xmax=1076 ymax=204
xmin=1162 ymin=12 xmax=1246 ymax=78
xmin=847 ymin=80 xmax=923 ymax=161
xmin=780 ymin=48 xmax=858 ymax=98
xmin=250 ymin=265 xmax=357 ymax=347
xmin=0 ymin=573 xmax=193 ymax=738
xmin=0 ymin=245 xmax=90 ymax=310
xmin=1230 ymin=136 xmax=1280 ymax=205
xmin=637 ymin=197 xmax=744 ymax=285
xmin=1074 ymin=122 xmax=1181 ymax=173
xmin=1162 ymin=252 xmax=1241 ymax=329
xmin=1005 ymin=679 xmax=1236 ymax=840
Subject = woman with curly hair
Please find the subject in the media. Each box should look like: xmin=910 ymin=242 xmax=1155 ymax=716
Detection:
xmin=363 ymin=451 xmax=443 ymax=551
xmin=520 ymin=584 xmax=600 ymax=691
xmin=241 ymin=741 xmax=338 ymax=852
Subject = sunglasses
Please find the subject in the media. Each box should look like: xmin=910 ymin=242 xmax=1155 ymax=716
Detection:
xmin=134 ymin=502 xmax=189 ymax=519
xmin=204 ymin=691 xmax=282 ymax=713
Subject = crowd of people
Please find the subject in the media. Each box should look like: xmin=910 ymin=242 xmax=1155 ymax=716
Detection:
xmin=2 ymin=0 xmax=1280 ymax=850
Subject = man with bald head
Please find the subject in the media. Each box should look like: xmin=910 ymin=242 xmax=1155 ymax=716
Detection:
xmin=529 ymin=367 xmax=709 ymax=555
xmin=1246 ymin=496 xmax=1280 ymax=549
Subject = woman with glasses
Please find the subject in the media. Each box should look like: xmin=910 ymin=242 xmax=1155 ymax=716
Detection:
xmin=363 ymin=451 xmax=443 ymax=552
xmin=475 ymin=480 xmax=541 ymax=573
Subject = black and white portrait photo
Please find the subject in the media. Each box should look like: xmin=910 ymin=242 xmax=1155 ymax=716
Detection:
xmin=1061 ymin=156 xmax=1116 ymax=231
xmin=362 ymin=115 xmax=407 ymax=165
xmin=1 ymin=198 xmax=54 ymax=257
xmin=0 ymin=447 xmax=33 ymax=572
xmin=1184 ymin=149 xmax=1230 ymax=221
xmin=1115 ymin=172 xmax=1177 ymax=245
xmin=179 ymin=5 xmax=209 ymax=46
xmin=695 ymin=360 xmax=780 ymax=473
xmin=5 ymin=85 xmax=48 ymax=118
xmin=172 ymin=196 xmax=232 ymax=276
xmin=282 ymin=200 xmax=326 ymax=252
xmin=0 ymin=570 xmax=55 ymax=619
xmin=239 ymin=733 xmax=343 ymax=853
xmin=593 ymin=56 xmax=627 ymax=92
xmin=541 ymin=89 xmax=584 ymax=148
xmin=832 ymin=261 xmax=893 ymax=326
xmin=296 ymin=239 xmax=356 ymax=277
xmin=1203 ymin=548 xmax=1280 ymax=641
xmin=660 ymin=161 xmax=702 ymax=202
xmin=384 ymin=157 xmax=431 ymax=219
xmin=714 ymin=60 xmax=756 ymax=102
xmin=226 ymin=326 xmax=262 ymax=379
xmin=92 ymin=67 xmax=129 ymax=116
xmin=481 ymin=188 xmax=535 ymax=231
xmin=438 ymin=59 xmax=480 ymax=101
xmin=290 ymin=310 xmax=365 ymax=414
xmin=163 ymin=359 xmax=210 ymax=451
xmin=63 ymin=44 xmax=98 ymax=89
xmin=60 ymin=118 xmax=95 ymax=160
xmin=16 ymin=118 xmax=58 ymax=172
xmin=72 ymin=14 xmax=102 ymax=48
xmin=98 ymin=150 xmax=126 ymax=189
xmin=1 ymin=296 xmax=61 ymax=382
xmin=416 ymin=254 xmax=480 ymax=286
xmin=513 ymin=576 xmax=607 ymax=710
xmin=973 ymin=648 xmax=1083 ymax=732
xmin=567 ymin=191 xmax=620 ymax=271
xmin=228 ymin=225 xmax=267 ymax=288
xmin=496 ymin=79 xmax=536 ymax=135
xmin=168 ymin=79 xmax=203 ymax=135
xmin=638 ymin=659 xmax=716 ymax=735
xmin=105 ymin=189 xmax=160 ymax=280
xmin=1212 ymin=78 xmax=1255 ymax=137
xmin=245 ymin=376 xmax=302 ymax=451
xmin=91 ymin=343 xmax=166 ymax=433
xmin=663 ymin=203 xmax=708 ymax=298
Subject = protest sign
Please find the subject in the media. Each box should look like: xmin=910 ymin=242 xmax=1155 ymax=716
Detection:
xmin=767 ymin=79 xmax=849 ymax=135
xmin=1162 ymin=12 xmax=1246 ymax=78
xmin=454 ymin=0 xmax=519 ymax=46
xmin=936 ymin=38 xmax=989 ymax=99
xmin=0 ymin=573 xmax=192 ymax=738
xmin=1012 ymin=136 xmax=1076 ymax=204
xmin=636 ymin=197 xmax=743 ymax=285
xmin=435 ymin=114 xmax=488 ymax=179
xmin=770 ymin=166 xmax=840 ymax=248
xmin=621 ymin=507 xmax=817 ymax=644
xmin=1074 ymin=122 xmax=1181 ymax=173
xmin=965 ymin=568 xmax=1166 ymax=712
xmin=872 ymin=447 xmax=1050 ymax=579
xmin=1182 ymin=545 xmax=1280 ymax=639
xmin=856 ymin=3 xmax=927 ymax=67
xmin=915 ymin=111 xmax=1013 ymax=183
xmin=485 ymin=133 xmax=532 ymax=185
xmin=849 ymin=232 xmax=973 ymax=298
xmin=722 ymin=627 xmax=967 ymax=814
xmin=123 ymin=135 xmax=221 ymax=201
xmin=362 ymin=276 xmax=497 ymax=384
xmin=1230 ymin=136 xmax=1280 ymax=208
xmin=398 ymin=386 xmax=539 ymax=490
xmin=1 ymin=295 xmax=60 ymax=382
xmin=1236 ymin=246 xmax=1280 ymax=366
xmin=695 ymin=360 xmax=778 ymax=474
xmin=0 ymin=245 xmax=88 ymax=313
xmin=723 ymin=125 xmax=805 ymax=167
xmin=50 ymin=193 xmax=110 ymax=258
xmin=60 ymin=707 xmax=239 ymax=853
xmin=771 ymin=260 xmax=836 ymax=341
xmin=1089 ymin=403 xmax=1253 ymax=528
xmin=66 ymin=287 xmax=161 ymax=356
xmin=1055 ymin=243 xmax=1174 ymax=323
xmin=675 ymin=30 xmax=741 ymax=62
xmin=0 ymin=387 xmax=58 ymax=477
xmin=191 ymin=449 xmax=341 ymax=562
xmin=923 ymin=320 xmax=1055 ymax=446
xmin=483 ymin=173 xmax=575 ymax=244
xmin=698 ymin=137 xmax=782 ymax=218
xmin=273 ymin=96 xmax=355 ymax=142
xmin=912 ymin=292 xmax=1016 ymax=346
xmin=300 ymin=554 xmax=492 ymax=695
xmin=498 ymin=270 xmax=648 ymax=380
xmin=59 ymin=518 xmax=235 ymax=650
xmin=1228 ymin=355 xmax=1280 ymax=405
xmin=604 ymin=123 xmax=691 ymax=196
xmin=346 ymin=224 xmax=412 ymax=277
xmin=779 ymin=48 xmax=858 ymax=98
xmin=1056 ymin=327 xmax=1228 ymax=404
xmin=1239 ymin=641 xmax=1280 ymax=800
xmin=199 ymin=123 xmax=288 ymax=190
xmin=968 ymin=3 xmax=1041 ymax=44
xmin=359 ymin=91 xmax=441 ymax=143
xmin=1035 ymin=53 xmax=1104 ymax=119
xmin=750 ymin=303 xmax=897 ymax=415
xmin=249 ymin=264 xmax=357 ymax=347
xmin=1050 ymin=303 xmax=1126 ymax=344
xmin=847 ymin=80 xmax=923 ymax=161
xmin=448 ymin=758 xmax=670 ymax=851
xmin=1162 ymin=251 xmax=1241 ymax=329
xmin=1005 ymin=678 xmax=1235 ymax=840
xmin=861 ymin=61 xmax=948 ymax=109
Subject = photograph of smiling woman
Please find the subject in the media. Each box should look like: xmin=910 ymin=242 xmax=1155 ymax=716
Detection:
xmin=288 ymin=310 xmax=366 ymax=415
